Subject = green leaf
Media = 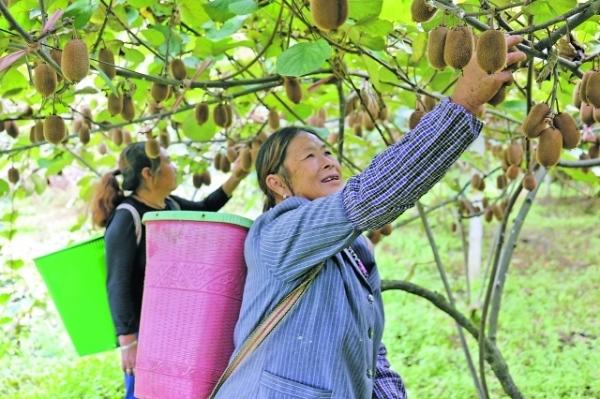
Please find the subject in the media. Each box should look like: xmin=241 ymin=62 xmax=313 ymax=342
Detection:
xmin=179 ymin=0 xmax=210 ymax=28
xmin=348 ymin=0 xmax=383 ymax=22
xmin=203 ymin=0 xmax=236 ymax=22
xmin=276 ymin=39 xmax=332 ymax=77
xmin=180 ymin=110 xmax=218 ymax=141
xmin=63 ymin=0 xmax=98 ymax=29
xmin=410 ymin=32 xmax=428 ymax=65
xmin=229 ymin=0 xmax=258 ymax=15
xmin=0 ymin=179 xmax=8 ymax=196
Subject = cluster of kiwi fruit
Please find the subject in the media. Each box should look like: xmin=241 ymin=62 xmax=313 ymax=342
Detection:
xmin=367 ymin=224 xmax=393 ymax=245
xmin=308 ymin=0 xmax=348 ymax=31
xmin=409 ymin=95 xmax=437 ymax=129
xmin=213 ymin=132 xmax=267 ymax=177
xmin=194 ymin=102 xmax=235 ymax=128
xmin=521 ymin=103 xmax=580 ymax=167
xmin=192 ymin=171 xmax=212 ymax=189
xmin=342 ymin=85 xmax=388 ymax=137
xmin=574 ymin=71 xmax=600 ymax=164
xmin=149 ymin=58 xmax=186 ymax=104
xmin=427 ymin=25 xmax=474 ymax=70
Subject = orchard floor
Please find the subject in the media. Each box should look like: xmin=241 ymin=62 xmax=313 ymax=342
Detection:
xmin=1 ymin=194 xmax=598 ymax=399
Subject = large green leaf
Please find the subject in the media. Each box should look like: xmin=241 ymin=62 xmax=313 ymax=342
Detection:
xmin=203 ymin=0 xmax=236 ymax=22
xmin=348 ymin=0 xmax=383 ymax=22
xmin=276 ymin=39 xmax=332 ymax=77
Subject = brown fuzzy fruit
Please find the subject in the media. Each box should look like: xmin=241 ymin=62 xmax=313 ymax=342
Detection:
xmin=98 ymin=142 xmax=108 ymax=155
xmin=44 ymin=115 xmax=66 ymax=144
xmin=309 ymin=0 xmax=348 ymax=31
xmin=585 ymin=71 xmax=600 ymax=108
xmin=213 ymin=103 xmax=232 ymax=128
xmin=201 ymin=171 xmax=211 ymax=185
xmin=367 ymin=230 xmax=382 ymax=245
xmin=422 ymin=95 xmax=437 ymax=112
xmin=427 ymin=26 xmax=448 ymax=69
xmin=111 ymin=128 xmax=123 ymax=146
xmin=50 ymin=49 xmax=63 ymax=81
xmin=192 ymin=173 xmax=203 ymax=189
xmin=98 ymin=47 xmax=116 ymax=79
xmin=226 ymin=146 xmax=238 ymax=163
xmin=34 ymin=120 xmax=44 ymax=142
xmin=159 ymin=131 xmax=170 ymax=148
xmin=595 ymin=107 xmax=600 ymax=124
xmin=5 ymin=121 xmax=19 ymax=138
xmin=411 ymin=0 xmax=436 ymax=22
xmin=123 ymin=130 xmax=132 ymax=145
xmin=589 ymin=143 xmax=599 ymax=159
xmin=284 ymin=77 xmax=302 ymax=104
xmin=121 ymin=94 xmax=135 ymax=121
xmin=409 ymin=110 xmax=425 ymax=129
xmin=33 ymin=63 xmax=57 ymax=97
xmin=151 ymin=82 xmax=170 ymax=103
xmin=7 ymin=167 xmax=19 ymax=184
xmin=553 ymin=112 xmax=580 ymax=149
xmin=380 ymin=224 xmax=393 ymax=236
xmin=505 ymin=164 xmax=520 ymax=180
xmin=471 ymin=174 xmax=482 ymax=190
xmin=107 ymin=93 xmax=123 ymax=116
xmin=572 ymin=81 xmax=582 ymax=108
xmin=487 ymin=84 xmax=507 ymax=106
xmin=484 ymin=207 xmax=493 ymax=223
xmin=506 ymin=142 xmax=523 ymax=166
xmin=195 ymin=103 xmax=209 ymax=125
xmin=240 ymin=147 xmax=252 ymax=171
xmin=170 ymin=59 xmax=186 ymax=80
xmin=476 ymin=30 xmax=507 ymax=74
xmin=78 ymin=123 xmax=90 ymax=144
xmin=580 ymin=102 xmax=594 ymax=126
xmin=219 ymin=154 xmax=231 ymax=173
xmin=444 ymin=26 xmax=473 ymax=70
xmin=29 ymin=126 xmax=36 ymax=143
xmin=536 ymin=128 xmax=562 ymax=167
xmin=522 ymin=172 xmax=537 ymax=191
xmin=145 ymin=138 xmax=160 ymax=159
xmin=268 ymin=108 xmax=280 ymax=130
xmin=579 ymin=71 xmax=593 ymax=104
xmin=61 ymin=39 xmax=89 ymax=82
xmin=492 ymin=204 xmax=504 ymax=221
xmin=496 ymin=174 xmax=507 ymax=190
xmin=362 ymin=112 xmax=375 ymax=131
xmin=522 ymin=103 xmax=550 ymax=137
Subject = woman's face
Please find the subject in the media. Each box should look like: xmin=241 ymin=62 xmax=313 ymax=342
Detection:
xmin=275 ymin=132 xmax=344 ymax=201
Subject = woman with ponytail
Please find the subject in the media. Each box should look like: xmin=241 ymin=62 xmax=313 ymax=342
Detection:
xmin=91 ymin=142 xmax=248 ymax=399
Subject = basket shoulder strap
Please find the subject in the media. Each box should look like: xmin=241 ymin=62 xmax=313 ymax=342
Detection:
xmin=208 ymin=263 xmax=324 ymax=398
xmin=115 ymin=203 xmax=142 ymax=246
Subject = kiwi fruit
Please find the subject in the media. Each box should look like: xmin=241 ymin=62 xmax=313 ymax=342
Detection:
xmin=98 ymin=142 xmax=108 ymax=155
xmin=7 ymin=167 xmax=19 ymax=184
xmin=367 ymin=230 xmax=382 ymax=245
xmin=219 ymin=154 xmax=231 ymax=173
xmin=256 ymin=131 xmax=269 ymax=145
xmin=506 ymin=142 xmax=523 ymax=166
xmin=572 ymin=81 xmax=582 ymax=108
xmin=427 ymin=26 xmax=448 ymax=69
xmin=444 ymin=26 xmax=473 ymax=70
xmin=505 ymin=164 xmax=520 ymax=180
xmin=213 ymin=103 xmax=232 ymax=128
xmin=409 ymin=110 xmax=425 ymax=129
xmin=226 ymin=146 xmax=238 ymax=163
xmin=579 ymin=71 xmax=592 ymax=104
xmin=589 ymin=143 xmax=599 ymax=159
xmin=268 ymin=108 xmax=280 ymax=130
xmin=309 ymin=0 xmax=348 ymax=31
xmin=522 ymin=103 xmax=549 ymax=137
xmin=484 ymin=207 xmax=493 ymax=223
xmin=192 ymin=173 xmax=203 ymax=189
xmin=353 ymin=124 xmax=363 ymax=137
xmin=476 ymin=30 xmax=506 ymax=74
xmin=553 ymin=112 xmax=580 ymax=149
xmin=61 ymin=39 xmax=89 ymax=82
xmin=33 ymin=63 xmax=57 ymax=97
xmin=195 ymin=103 xmax=209 ymax=125
xmin=586 ymin=71 xmax=600 ymax=108
xmin=5 ymin=121 xmax=19 ymax=138
xmin=107 ymin=93 xmax=123 ymax=116
xmin=111 ymin=128 xmax=123 ymax=146
xmin=250 ymin=139 xmax=261 ymax=163
xmin=487 ymin=84 xmax=507 ymax=106
xmin=50 ymin=49 xmax=63 ymax=81
xmin=362 ymin=112 xmax=375 ymax=131
xmin=151 ymin=82 xmax=170 ymax=103
xmin=44 ymin=115 xmax=66 ymax=144
xmin=496 ymin=174 xmax=507 ymax=190
xmin=380 ymin=224 xmax=393 ymax=236
xmin=594 ymin=107 xmax=600 ymax=124
xmin=123 ymin=130 xmax=132 ymax=145
xmin=159 ymin=130 xmax=170 ymax=148
xmin=580 ymin=102 xmax=594 ymax=125
xmin=522 ymin=172 xmax=537 ymax=191
xmin=201 ymin=171 xmax=211 ymax=185
xmin=214 ymin=152 xmax=223 ymax=171
xmin=527 ymin=121 xmax=548 ymax=139
xmin=411 ymin=0 xmax=436 ymax=22
xmin=378 ymin=105 xmax=389 ymax=121
xmin=0 ymin=120 xmax=4 ymax=132
xmin=492 ymin=204 xmax=504 ymax=221
xmin=327 ymin=132 xmax=338 ymax=144
xmin=471 ymin=174 xmax=482 ymax=190
xmin=121 ymin=93 xmax=135 ymax=121
xmin=34 ymin=120 xmax=44 ymax=142
xmin=78 ymin=123 xmax=90 ymax=144
xmin=422 ymin=95 xmax=437 ymax=112
xmin=240 ymin=147 xmax=252 ymax=171
xmin=29 ymin=126 xmax=36 ymax=143
xmin=536 ymin=127 xmax=563 ymax=167
xmin=98 ymin=47 xmax=116 ymax=79
xmin=145 ymin=138 xmax=160 ymax=159
xmin=284 ymin=77 xmax=302 ymax=104
xmin=170 ymin=59 xmax=186 ymax=80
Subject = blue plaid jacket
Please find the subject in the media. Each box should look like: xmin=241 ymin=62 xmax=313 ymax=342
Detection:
xmin=215 ymin=98 xmax=483 ymax=398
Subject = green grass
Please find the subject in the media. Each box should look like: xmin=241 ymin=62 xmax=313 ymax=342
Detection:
xmin=1 ymin=194 xmax=598 ymax=398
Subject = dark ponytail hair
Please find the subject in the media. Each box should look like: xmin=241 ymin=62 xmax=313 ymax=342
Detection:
xmin=91 ymin=142 xmax=161 ymax=227
xmin=255 ymin=126 xmax=321 ymax=212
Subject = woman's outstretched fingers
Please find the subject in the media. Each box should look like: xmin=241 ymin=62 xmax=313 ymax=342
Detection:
xmin=506 ymin=34 xmax=524 ymax=48
xmin=507 ymin=51 xmax=527 ymax=66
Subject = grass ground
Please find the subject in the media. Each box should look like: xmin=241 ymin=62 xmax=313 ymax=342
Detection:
xmin=1 ymin=191 xmax=598 ymax=398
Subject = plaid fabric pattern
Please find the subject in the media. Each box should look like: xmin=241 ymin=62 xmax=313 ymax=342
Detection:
xmin=214 ymin=98 xmax=482 ymax=398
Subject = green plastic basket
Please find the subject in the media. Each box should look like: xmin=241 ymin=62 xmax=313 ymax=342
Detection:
xmin=34 ymin=235 xmax=117 ymax=356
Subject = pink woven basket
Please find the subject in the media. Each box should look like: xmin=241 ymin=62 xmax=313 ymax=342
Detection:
xmin=135 ymin=211 xmax=252 ymax=399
